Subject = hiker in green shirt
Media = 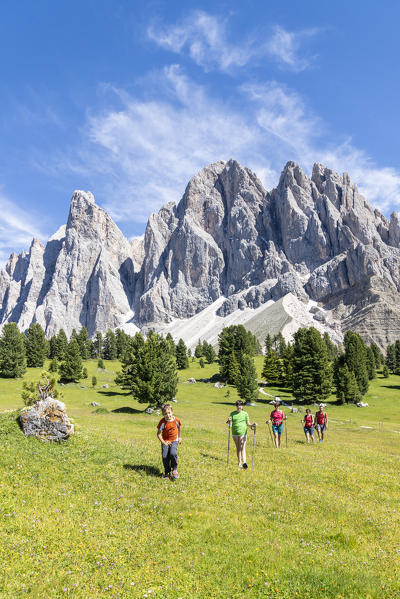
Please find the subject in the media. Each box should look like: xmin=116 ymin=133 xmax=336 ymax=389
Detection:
xmin=227 ymin=400 xmax=257 ymax=469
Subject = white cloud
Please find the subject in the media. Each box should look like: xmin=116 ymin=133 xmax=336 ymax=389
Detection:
xmin=52 ymin=67 xmax=400 ymax=228
xmin=266 ymin=25 xmax=319 ymax=72
xmin=148 ymin=11 xmax=260 ymax=72
xmin=0 ymin=191 xmax=49 ymax=264
xmin=148 ymin=13 xmax=320 ymax=74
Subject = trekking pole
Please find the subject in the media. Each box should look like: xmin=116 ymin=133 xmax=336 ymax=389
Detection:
xmin=267 ymin=421 xmax=274 ymax=447
xmin=285 ymin=418 xmax=288 ymax=448
xmin=251 ymin=425 xmax=256 ymax=474
xmin=227 ymin=421 xmax=231 ymax=466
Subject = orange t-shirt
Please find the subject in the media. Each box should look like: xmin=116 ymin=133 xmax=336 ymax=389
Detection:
xmin=157 ymin=417 xmax=182 ymax=442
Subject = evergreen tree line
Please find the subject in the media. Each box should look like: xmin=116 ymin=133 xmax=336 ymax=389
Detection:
xmin=261 ymin=329 xmax=385 ymax=404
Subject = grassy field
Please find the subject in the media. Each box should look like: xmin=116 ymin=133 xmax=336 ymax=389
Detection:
xmin=0 ymin=357 xmax=400 ymax=598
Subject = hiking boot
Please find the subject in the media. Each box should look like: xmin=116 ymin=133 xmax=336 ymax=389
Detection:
xmin=172 ymin=470 xmax=179 ymax=479
xmin=238 ymin=463 xmax=243 ymax=468
xmin=242 ymin=463 xmax=248 ymax=470
xmin=164 ymin=473 xmax=170 ymax=479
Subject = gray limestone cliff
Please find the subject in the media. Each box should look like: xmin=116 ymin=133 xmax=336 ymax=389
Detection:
xmin=1 ymin=160 xmax=400 ymax=348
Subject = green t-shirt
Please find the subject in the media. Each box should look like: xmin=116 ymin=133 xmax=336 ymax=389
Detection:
xmin=230 ymin=410 xmax=249 ymax=436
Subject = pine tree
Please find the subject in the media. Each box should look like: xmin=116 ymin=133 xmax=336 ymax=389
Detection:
xmin=236 ymin=354 xmax=258 ymax=404
xmin=115 ymin=329 xmax=130 ymax=360
xmin=366 ymin=346 xmax=376 ymax=380
xmin=0 ymin=323 xmax=26 ymax=378
xmin=292 ymin=327 xmax=332 ymax=403
xmin=199 ymin=357 xmax=205 ymax=368
xmin=282 ymin=343 xmax=294 ymax=388
xmin=395 ymin=340 xmax=400 ymax=375
xmin=176 ymin=338 xmax=189 ymax=369
xmin=203 ymin=341 xmax=216 ymax=364
xmin=382 ymin=364 xmax=389 ymax=378
xmin=264 ymin=333 xmax=273 ymax=353
xmin=56 ymin=329 xmax=68 ymax=359
xmin=334 ymin=356 xmax=360 ymax=404
xmin=92 ymin=375 xmax=97 ymax=387
xmin=323 ymin=332 xmax=338 ymax=361
xmin=370 ymin=342 xmax=382 ymax=368
xmin=227 ymin=352 xmax=240 ymax=385
xmin=386 ymin=344 xmax=396 ymax=373
xmin=59 ymin=339 xmax=83 ymax=382
xmin=165 ymin=333 xmax=176 ymax=357
xmin=94 ymin=332 xmax=103 ymax=358
xmin=49 ymin=335 xmax=58 ymax=359
xmin=262 ymin=349 xmax=285 ymax=386
xmin=49 ymin=357 xmax=58 ymax=373
xmin=115 ymin=332 xmax=145 ymax=389
xmin=218 ymin=325 xmax=259 ymax=381
xmin=76 ymin=327 xmax=90 ymax=360
xmin=127 ymin=331 xmax=177 ymax=407
xmin=103 ymin=329 xmax=117 ymax=360
xmin=194 ymin=340 xmax=203 ymax=358
xmin=25 ymin=323 xmax=47 ymax=367
xmin=343 ymin=331 xmax=369 ymax=395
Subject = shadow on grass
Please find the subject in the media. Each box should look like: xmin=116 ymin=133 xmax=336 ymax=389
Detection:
xmin=381 ymin=385 xmax=400 ymax=390
xmin=98 ymin=390 xmax=131 ymax=397
xmin=123 ymin=464 xmax=162 ymax=477
xmin=200 ymin=452 xmax=223 ymax=462
xmin=211 ymin=401 xmax=238 ymax=406
xmin=112 ymin=407 xmax=143 ymax=414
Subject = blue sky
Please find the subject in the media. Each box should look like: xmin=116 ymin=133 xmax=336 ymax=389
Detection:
xmin=1 ymin=0 xmax=400 ymax=262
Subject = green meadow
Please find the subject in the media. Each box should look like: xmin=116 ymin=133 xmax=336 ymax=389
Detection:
xmin=1 ymin=357 xmax=400 ymax=598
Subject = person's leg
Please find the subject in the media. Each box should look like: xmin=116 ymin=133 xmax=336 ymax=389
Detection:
xmin=161 ymin=444 xmax=171 ymax=477
xmin=232 ymin=436 xmax=242 ymax=465
xmin=310 ymin=428 xmax=315 ymax=443
xmin=321 ymin=425 xmax=325 ymax=441
xmin=316 ymin=425 xmax=322 ymax=442
xmin=170 ymin=442 xmax=178 ymax=477
xmin=239 ymin=436 xmax=247 ymax=466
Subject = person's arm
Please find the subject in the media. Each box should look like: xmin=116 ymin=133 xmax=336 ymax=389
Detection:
xmin=282 ymin=410 xmax=287 ymax=421
xmin=157 ymin=423 xmax=170 ymax=446
xmin=177 ymin=422 xmax=182 ymax=444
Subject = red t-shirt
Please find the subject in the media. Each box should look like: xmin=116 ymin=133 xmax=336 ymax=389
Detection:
xmin=316 ymin=411 xmax=327 ymax=425
xmin=304 ymin=414 xmax=313 ymax=428
xmin=157 ymin=417 xmax=182 ymax=442
xmin=270 ymin=409 xmax=284 ymax=425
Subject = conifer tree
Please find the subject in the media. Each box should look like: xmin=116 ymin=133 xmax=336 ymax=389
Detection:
xmin=76 ymin=327 xmax=90 ymax=360
xmin=56 ymin=329 xmax=68 ymax=359
xmin=236 ymin=354 xmax=258 ymax=404
xmin=49 ymin=357 xmax=58 ymax=373
xmin=194 ymin=340 xmax=203 ymax=358
xmin=203 ymin=341 xmax=216 ymax=364
xmin=25 ymin=323 xmax=47 ymax=367
xmin=49 ymin=335 xmax=58 ymax=359
xmin=366 ymin=346 xmax=376 ymax=380
xmin=262 ymin=349 xmax=285 ymax=386
xmin=282 ymin=343 xmax=294 ymax=387
xmin=323 ymin=332 xmax=338 ymax=361
xmin=128 ymin=331 xmax=177 ymax=407
xmin=93 ymin=331 xmax=103 ymax=358
xmin=59 ymin=339 xmax=83 ymax=382
xmin=228 ymin=352 xmax=240 ymax=385
xmin=115 ymin=332 xmax=145 ymax=389
xmin=382 ymin=364 xmax=389 ymax=378
xmin=264 ymin=333 xmax=273 ymax=353
xmin=218 ymin=325 xmax=259 ymax=381
xmin=103 ymin=329 xmax=117 ymax=360
xmin=343 ymin=331 xmax=369 ymax=395
xmin=176 ymin=338 xmax=189 ymax=369
xmin=395 ymin=340 xmax=400 ymax=375
xmin=334 ymin=355 xmax=360 ymax=404
xmin=292 ymin=327 xmax=332 ymax=403
xmin=199 ymin=357 xmax=205 ymax=368
xmin=370 ymin=342 xmax=382 ymax=368
xmin=0 ymin=323 xmax=26 ymax=378
xmin=165 ymin=333 xmax=176 ymax=357
xmin=386 ymin=343 xmax=396 ymax=373
xmin=115 ymin=329 xmax=130 ymax=360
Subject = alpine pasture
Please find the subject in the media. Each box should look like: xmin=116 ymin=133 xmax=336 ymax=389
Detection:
xmin=1 ymin=357 xmax=399 ymax=598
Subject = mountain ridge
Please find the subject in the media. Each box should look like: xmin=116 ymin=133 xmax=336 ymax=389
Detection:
xmin=1 ymin=159 xmax=400 ymax=349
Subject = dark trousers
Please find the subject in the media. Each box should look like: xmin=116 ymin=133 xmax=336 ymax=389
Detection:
xmin=161 ymin=441 xmax=178 ymax=474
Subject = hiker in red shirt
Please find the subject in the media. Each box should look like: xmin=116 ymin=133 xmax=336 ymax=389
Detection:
xmin=267 ymin=398 xmax=286 ymax=448
xmin=157 ymin=404 xmax=182 ymax=480
xmin=315 ymin=404 xmax=328 ymax=443
xmin=302 ymin=408 xmax=315 ymax=443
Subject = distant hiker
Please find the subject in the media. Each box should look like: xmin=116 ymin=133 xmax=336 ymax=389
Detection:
xmin=315 ymin=404 xmax=328 ymax=443
xmin=302 ymin=408 xmax=315 ymax=443
xmin=268 ymin=398 xmax=286 ymax=448
xmin=227 ymin=400 xmax=257 ymax=469
xmin=157 ymin=404 xmax=182 ymax=480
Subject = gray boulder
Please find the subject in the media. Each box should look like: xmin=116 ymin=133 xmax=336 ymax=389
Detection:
xmin=20 ymin=397 xmax=74 ymax=441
